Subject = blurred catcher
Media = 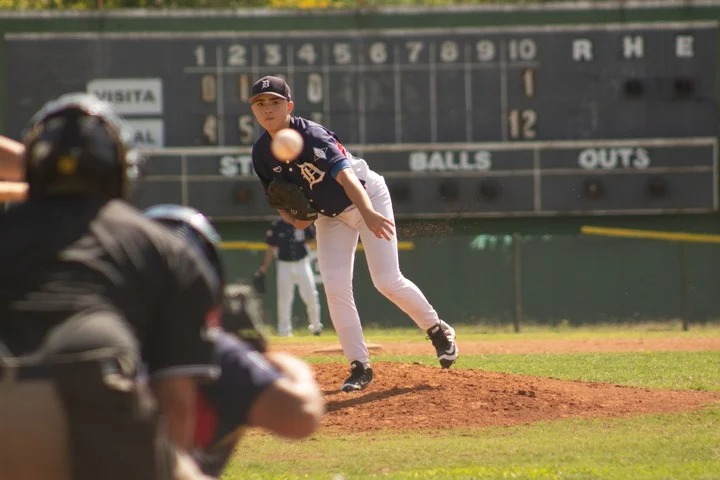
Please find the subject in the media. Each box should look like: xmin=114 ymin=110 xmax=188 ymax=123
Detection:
xmin=145 ymin=205 xmax=324 ymax=478
xmin=0 ymin=93 xmax=221 ymax=480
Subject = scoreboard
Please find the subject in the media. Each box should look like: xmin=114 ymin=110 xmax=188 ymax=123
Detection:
xmin=4 ymin=20 xmax=719 ymax=219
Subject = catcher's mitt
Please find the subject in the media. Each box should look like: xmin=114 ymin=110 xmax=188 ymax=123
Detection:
xmin=266 ymin=178 xmax=318 ymax=221
xmin=223 ymin=283 xmax=269 ymax=352
xmin=252 ymin=269 xmax=266 ymax=295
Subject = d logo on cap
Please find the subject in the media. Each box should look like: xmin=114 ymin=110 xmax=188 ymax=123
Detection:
xmin=249 ymin=76 xmax=292 ymax=103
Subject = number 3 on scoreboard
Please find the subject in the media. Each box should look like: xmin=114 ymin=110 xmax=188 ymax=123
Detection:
xmin=507 ymin=109 xmax=537 ymax=140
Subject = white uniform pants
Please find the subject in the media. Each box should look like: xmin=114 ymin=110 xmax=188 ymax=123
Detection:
xmin=276 ymin=257 xmax=322 ymax=336
xmin=315 ymin=170 xmax=440 ymax=364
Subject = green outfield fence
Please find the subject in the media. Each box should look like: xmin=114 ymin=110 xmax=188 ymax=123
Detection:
xmin=218 ymin=220 xmax=720 ymax=331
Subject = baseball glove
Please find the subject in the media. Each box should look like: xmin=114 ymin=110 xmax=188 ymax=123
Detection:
xmin=252 ymin=269 xmax=266 ymax=295
xmin=223 ymin=283 xmax=269 ymax=353
xmin=266 ymin=178 xmax=318 ymax=221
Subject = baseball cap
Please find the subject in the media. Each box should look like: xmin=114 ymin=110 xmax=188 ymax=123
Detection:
xmin=249 ymin=76 xmax=292 ymax=103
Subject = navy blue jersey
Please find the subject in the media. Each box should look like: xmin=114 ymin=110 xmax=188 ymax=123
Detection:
xmin=194 ymin=331 xmax=282 ymax=477
xmin=265 ymin=218 xmax=315 ymax=262
xmin=252 ymin=116 xmax=355 ymax=217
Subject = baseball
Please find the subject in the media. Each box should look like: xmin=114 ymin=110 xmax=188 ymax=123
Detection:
xmin=271 ymin=128 xmax=304 ymax=163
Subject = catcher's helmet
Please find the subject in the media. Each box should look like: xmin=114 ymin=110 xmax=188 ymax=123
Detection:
xmin=22 ymin=92 xmax=143 ymax=200
xmin=145 ymin=204 xmax=268 ymax=348
xmin=143 ymin=204 xmax=224 ymax=285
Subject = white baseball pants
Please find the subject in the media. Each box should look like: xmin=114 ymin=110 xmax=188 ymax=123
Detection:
xmin=276 ymin=257 xmax=322 ymax=336
xmin=315 ymin=170 xmax=440 ymax=364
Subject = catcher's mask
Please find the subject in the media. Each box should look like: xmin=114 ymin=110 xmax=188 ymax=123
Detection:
xmin=22 ymin=92 xmax=144 ymax=200
xmin=143 ymin=204 xmax=225 ymax=286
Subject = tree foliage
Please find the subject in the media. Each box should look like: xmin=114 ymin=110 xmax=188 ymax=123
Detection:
xmin=0 ymin=0 xmax=553 ymax=11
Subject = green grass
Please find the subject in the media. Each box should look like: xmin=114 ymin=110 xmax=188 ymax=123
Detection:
xmin=476 ymin=352 xmax=720 ymax=391
xmin=225 ymin=408 xmax=720 ymax=479
xmin=222 ymin=325 xmax=720 ymax=479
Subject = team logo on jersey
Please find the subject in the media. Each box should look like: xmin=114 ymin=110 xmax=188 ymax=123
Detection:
xmin=273 ymin=166 xmax=282 ymax=173
xmin=313 ymin=147 xmax=327 ymax=161
xmin=299 ymin=162 xmax=325 ymax=189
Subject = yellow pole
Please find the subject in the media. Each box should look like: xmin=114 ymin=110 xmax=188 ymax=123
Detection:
xmin=580 ymin=226 xmax=720 ymax=244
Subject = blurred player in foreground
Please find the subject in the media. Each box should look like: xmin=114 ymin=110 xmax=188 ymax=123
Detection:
xmin=0 ymin=93 xmax=220 ymax=480
xmin=249 ymin=75 xmax=459 ymax=393
xmin=145 ymin=204 xmax=325 ymax=478
xmin=0 ymin=134 xmax=24 ymax=181
xmin=255 ymin=217 xmax=323 ymax=337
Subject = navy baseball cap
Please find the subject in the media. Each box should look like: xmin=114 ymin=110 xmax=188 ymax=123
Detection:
xmin=249 ymin=76 xmax=292 ymax=103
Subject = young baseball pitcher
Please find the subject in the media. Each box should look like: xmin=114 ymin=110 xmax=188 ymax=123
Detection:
xmin=249 ymin=76 xmax=459 ymax=392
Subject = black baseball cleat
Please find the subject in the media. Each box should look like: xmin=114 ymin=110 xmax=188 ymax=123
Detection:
xmin=340 ymin=361 xmax=374 ymax=392
xmin=426 ymin=320 xmax=459 ymax=368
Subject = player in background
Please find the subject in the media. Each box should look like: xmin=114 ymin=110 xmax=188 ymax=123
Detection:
xmin=145 ymin=205 xmax=325 ymax=478
xmin=0 ymin=93 xmax=220 ymax=480
xmin=248 ymin=76 xmax=459 ymax=393
xmin=256 ymin=217 xmax=323 ymax=337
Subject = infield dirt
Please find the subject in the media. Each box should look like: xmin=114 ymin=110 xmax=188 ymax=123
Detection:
xmin=277 ymin=337 xmax=720 ymax=433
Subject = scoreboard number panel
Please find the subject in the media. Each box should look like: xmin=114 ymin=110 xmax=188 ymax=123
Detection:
xmin=538 ymin=142 xmax=717 ymax=213
xmin=4 ymin=21 xmax=718 ymax=220
xmin=541 ymin=172 xmax=716 ymax=213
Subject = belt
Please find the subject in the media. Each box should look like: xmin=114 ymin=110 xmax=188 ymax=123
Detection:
xmin=278 ymin=256 xmax=307 ymax=262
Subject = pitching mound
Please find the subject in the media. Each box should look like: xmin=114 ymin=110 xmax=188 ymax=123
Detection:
xmin=300 ymin=338 xmax=720 ymax=432
xmin=313 ymin=362 xmax=720 ymax=432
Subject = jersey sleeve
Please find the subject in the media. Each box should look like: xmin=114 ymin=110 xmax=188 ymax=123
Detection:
xmin=304 ymin=124 xmax=348 ymax=172
xmin=194 ymin=333 xmax=282 ymax=476
xmin=213 ymin=333 xmax=282 ymax=426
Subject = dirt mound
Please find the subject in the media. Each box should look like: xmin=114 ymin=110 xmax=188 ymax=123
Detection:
xmin=314 ymin=363 xmax=720 ymax=432
xmin=300 ymin=337 xmax=720 ymax=432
